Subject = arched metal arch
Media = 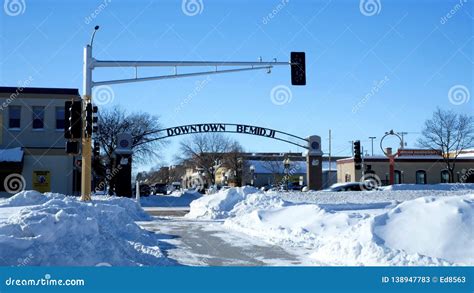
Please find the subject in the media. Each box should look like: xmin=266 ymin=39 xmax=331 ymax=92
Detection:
xmin=138 ymin=123 xmax=309 ymax=149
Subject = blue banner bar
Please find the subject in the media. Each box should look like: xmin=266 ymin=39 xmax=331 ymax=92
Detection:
xmin=0 ymin=267 xmax=473 ymax=292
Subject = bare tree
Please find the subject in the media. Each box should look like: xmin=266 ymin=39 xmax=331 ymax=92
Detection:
xmin=97 ymin=106 xmax=167 ymax=168
xmin=221 ymin=141 xmax=246 ymax=186
xmin=261 ymin=159 xmax=284 ymax=186
xmin=176 ymin=133 xmax=239 ymax=185
xmin=418 ymin=108 xmax=474 ymax=182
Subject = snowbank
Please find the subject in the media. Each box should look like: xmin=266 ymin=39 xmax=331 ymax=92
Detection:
xmin=186 ymin=186 xmax=261 ymax=219
xmin=188 ymin=187 xmax=474 ymax=265
xmin=381 ymin=183 xmax=474 ymax=191
xmin=373 ymin=194 xmax=474 ymax=264
xmin=0 ymin=191 xmax=62 ymax=207
xmin=0 ymin=192 xmax=171 ymax=266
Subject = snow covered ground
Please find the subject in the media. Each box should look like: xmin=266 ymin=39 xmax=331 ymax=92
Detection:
xmin=1 ymin=184 xmax=473 ymax=267
xmin=0 ymin=191 xmax=174 ymax=266
xmin=186 ymin=184 xmax=474 ymax=266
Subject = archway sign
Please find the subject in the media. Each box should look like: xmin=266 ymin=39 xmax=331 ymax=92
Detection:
xmin=140 ymin=123 xmax=323 ymax=190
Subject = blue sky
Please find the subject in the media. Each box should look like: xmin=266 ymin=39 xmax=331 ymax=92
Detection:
xmin=1 ymin=0 xmax=472 ymax=171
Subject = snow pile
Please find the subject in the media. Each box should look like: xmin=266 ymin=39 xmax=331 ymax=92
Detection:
xmin=188 ymin=187 xmax=474 ymax=265
xmin=0 ymin=191 xmax=63 ymax=207
xmin=140 ymin=190 xmax=202 ymax=207
xmin=372 ymin=194 xmax=474 ymax=264
xmin=186 ymin=186 xmax=261 ymax=219
xmin=0 ymin=192 xmax=171 ymax=266
xmin=381 ymin=183 xmax=474 ymax=191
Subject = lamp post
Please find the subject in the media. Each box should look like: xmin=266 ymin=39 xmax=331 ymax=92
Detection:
xmin=283 ymin=157 xmax=291 ymax=191
xmin=250 ymin=165 xmax=255 ymax=186
xmin=380 ymin=130 xmax=402 ymax=186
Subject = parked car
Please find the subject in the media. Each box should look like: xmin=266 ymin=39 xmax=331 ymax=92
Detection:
xmin=152 ymin=183 xmax=168 ymax=195
xmin=138 ymin=184 xmax=152 ymax=196
xmin=278 ymin=182 xmax=305 ymax=191
xmin=324 ymin=182 xmax=380 ymax=192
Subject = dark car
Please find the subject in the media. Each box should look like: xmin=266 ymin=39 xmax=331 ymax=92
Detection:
xmin=324 ymin=182 xmax=379 ymax=192
xmin=139 ymin=184 xmax=152 ymax=196
xmin=153 ymin=183 xmax=168 ymax=195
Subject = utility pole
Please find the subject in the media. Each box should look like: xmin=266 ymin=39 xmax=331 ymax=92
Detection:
xmin=369 ymin=136 xmax=376 ymax=156
xmin=398 ymin=132 xmax=408 ymax=149
xmin=328 ymin=129 xmax=332 ymax=173
xmin=79 ymin=26 xmax=306 ymax=200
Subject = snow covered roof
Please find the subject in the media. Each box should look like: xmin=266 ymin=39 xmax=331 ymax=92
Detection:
xmin=0 ymin=147 xmax=23 ymax=162
xmin=456 ymin=149 xmax=474 ymax=159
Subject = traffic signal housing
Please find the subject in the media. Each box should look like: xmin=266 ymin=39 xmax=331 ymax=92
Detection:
xmin=93 ymin=141 xmax=100 ymax=158
xmin=85 ymin=103 xmax=93 ymax=137
xmin=290 ymin=52 xmax=306 ymax=86
xmin=64 ymin=100 xmax=82 ymax=139
xmin=65 ymin=141 xmax=80 ymax=155
xmin=354 ymin=140 xmax=362 ymax=170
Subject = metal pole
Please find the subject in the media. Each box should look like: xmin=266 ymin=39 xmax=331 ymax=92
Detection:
xmin=349 ymin=140 xmax=354 ymax=156
xmin=80 ymin=45 xmax=93 ymax=201
xmin=328 ymin=129 xmax=331 ymax=173
xmin=135 ymin=180 xmax=140 ymax=206
xmin=369 ymin=136 xmax=376 ymax=156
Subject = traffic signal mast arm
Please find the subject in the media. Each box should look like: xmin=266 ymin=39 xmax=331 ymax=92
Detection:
xmin=90 ymin=59 xmax=301 ymax=87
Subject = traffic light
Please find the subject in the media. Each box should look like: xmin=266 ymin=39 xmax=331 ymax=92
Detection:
xmin=290 ymin=52 xmax=306 ymax=86
xmin=66 ymin=141 xmax=80 ymax=155
xmin=93 ymin=141 xmax=100 ymax=158
xmin=64 ymin=100 xmax=82 ymax=139
xmin=354 ymin=140 xmax=362 ymax=170
xmin=85 ymin=104 xmax=99 ymax=137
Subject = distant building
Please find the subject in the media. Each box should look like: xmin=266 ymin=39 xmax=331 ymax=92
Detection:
xmin=183 ymin=152 xmax=343 ymax=190
xmin=0 ymin=87 xmax=80 ymax=197
xmin=337 ymin=148 xmax=474 ymax=185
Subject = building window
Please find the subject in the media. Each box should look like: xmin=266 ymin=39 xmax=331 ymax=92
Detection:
xmin=8 ymin=106 xmax=21 ymax=128
xmin=441 ymin=170 xmax=450 ymax=183
xmin=394 ymin=170 xmax=402 ymax=184
xmin=416 ymin=170 xmax=427 ymax=184
xmin=56 ymin=107 xmax=65 ymax=130
xmin=32 ymin=106 xmax=45 ymax=129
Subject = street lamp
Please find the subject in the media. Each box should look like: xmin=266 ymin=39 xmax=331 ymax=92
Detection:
xmin=283 ymin=157 xmax=291 ymax=191
xmin=250 ymin=165 xmax=255 ymax=186
xmin=380 ymin=130 xmax=402 ymax=186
